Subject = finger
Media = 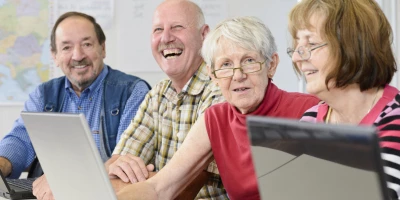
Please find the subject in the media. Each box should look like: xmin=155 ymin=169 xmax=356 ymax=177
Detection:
xmin=109 ymin=165 xmax=133 ymax=183
xmin=32 ymin=186 xmax=38 ymax=197
xmin=119 ymin=161 xmax=141 ymax=183
xmin=146 ymin=164 xmax=155 ymax=172
xmin=108 ymin=174 xmax=118 ymax=179
xmin=43 ymin=192 xmax=50 ymax=200
xmin=127 ymin=160 xmax=148 ymax=182
xmin=110 ymin=155 xmax=147 ymax=182
xmin=32 ymin=176 xmax=44 ymax=188
xmin=108 ymin=162 xmax=129 ymax=181
xmin=42 ymin=189 xmax=54 ymax=200
xmin=37 ymin=185 xmax=47 ymax=200
xmin=45 ymin=186 xmax=54 ymax=200
xmin=114 ymin=155 xmax=143 ymax=182
xmin=42 ymin=192 xmax=48 ymax=200
xmin=37 ymin=189 xmax=46 ymax=200
xmin=47 ymin=191 xmax=55 ymax=200
xmin=32 ymin=178 xmax=43 ymax=197
xmin=130 ymin=156 xmax=149 ymax=179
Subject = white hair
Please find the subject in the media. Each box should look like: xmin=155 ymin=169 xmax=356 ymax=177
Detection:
xmin=190 ymin=1 xmax=205 ymax=29
xmin=201 ymin=16 xmax=277 ymax=69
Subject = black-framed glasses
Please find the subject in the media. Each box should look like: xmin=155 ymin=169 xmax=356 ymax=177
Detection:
xmin=287 ymin=43 xmax=327 ymax=61
xmin=212 ymin=60 xmax=266 ymax=79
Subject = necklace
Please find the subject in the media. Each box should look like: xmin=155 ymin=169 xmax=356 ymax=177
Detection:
xmin=326 ymin=87 xmax=380 ymax=124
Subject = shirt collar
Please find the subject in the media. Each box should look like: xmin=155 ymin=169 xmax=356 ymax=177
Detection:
xmin=230 ymin=80 xmax=281 ymax=125
xmin=163 ymin=62 xmax=210 ymax=97
xmin=180 ymin=62 xmax=210 ymax=95
xmin=64 ymin=64 xmax=109 ymax=94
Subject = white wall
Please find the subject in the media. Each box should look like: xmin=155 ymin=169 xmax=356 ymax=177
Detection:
xmin=0 ymin=105 xmax=22 ymax=138
xmin=0 ymin=0 xmax=299 ymax=137
xmin=379 ymin=0 xmax=399 ymax=88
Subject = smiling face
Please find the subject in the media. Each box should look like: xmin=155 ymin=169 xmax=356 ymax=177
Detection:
xmin=210 ymin=39 xmax=278 ymax=114
xmin=52 ymin=16 xmax=105 ymax=92
xmin=292 ymin=15 xmax=333 ymax=97
xmin=151 ymin=0 xmax=208 ymax=86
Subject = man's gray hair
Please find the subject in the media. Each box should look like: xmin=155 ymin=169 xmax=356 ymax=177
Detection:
xmin=201 ymin=16 xmax=277 ymax=69
xmin=190 ymin=1 xmax=205 ymax=29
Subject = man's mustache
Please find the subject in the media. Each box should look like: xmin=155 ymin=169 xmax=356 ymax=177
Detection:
xmin=158 ymin=43 xmax=184 ymax=51
xmin=70 ymin=59 xmax=91 ymax=67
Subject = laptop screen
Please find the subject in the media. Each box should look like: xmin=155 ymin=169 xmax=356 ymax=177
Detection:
xmin=21 ymin=112 xmax=117 ymax=200
xmin=247 ymin=116 xmax=389 ymax=200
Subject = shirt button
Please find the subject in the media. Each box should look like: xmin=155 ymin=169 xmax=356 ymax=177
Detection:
xmin=78 ymin=106 xmax=82 ymax=110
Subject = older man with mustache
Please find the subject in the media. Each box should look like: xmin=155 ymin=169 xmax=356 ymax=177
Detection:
xmin=0 ymin=11 xmax=151 ymax=200
xmin=105 ymin=0 xmax=227 ymax=199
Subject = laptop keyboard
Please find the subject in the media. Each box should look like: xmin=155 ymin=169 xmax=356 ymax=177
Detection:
xmin=6 ymin=178 xmax=37 ymax=191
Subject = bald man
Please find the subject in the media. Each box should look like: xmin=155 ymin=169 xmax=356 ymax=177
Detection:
xmin=106 ymin=0 xmax=227 ymax=199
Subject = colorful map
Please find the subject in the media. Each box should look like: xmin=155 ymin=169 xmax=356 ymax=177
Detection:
xmin=0 ymin=0 xmax=50 ymax=102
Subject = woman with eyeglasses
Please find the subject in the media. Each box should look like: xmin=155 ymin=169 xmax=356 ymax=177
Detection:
xmin=288 ymin=0 xmax=400 ymax=198
xmin=116 ymin=16 xmax=319 ymax=200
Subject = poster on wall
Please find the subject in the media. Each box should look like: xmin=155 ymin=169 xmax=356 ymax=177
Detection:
xmin=0 ymin=0 xmax=113 ymax=104
xmin=0 ymin=0 xmax=50 ymax=104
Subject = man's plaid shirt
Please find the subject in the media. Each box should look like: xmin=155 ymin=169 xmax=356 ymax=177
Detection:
xmin=113 ymin=63 xmax=228 ymax=199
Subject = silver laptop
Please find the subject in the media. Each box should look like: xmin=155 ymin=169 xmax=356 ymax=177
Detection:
xmin=20 ymin=112 xmax=117 ymax=200
xmin=246 ymin=116 xmax=390 ymax=200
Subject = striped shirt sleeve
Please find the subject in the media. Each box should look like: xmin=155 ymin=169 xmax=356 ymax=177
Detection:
xmin=376 ymin=94 xmax=400 ymax=199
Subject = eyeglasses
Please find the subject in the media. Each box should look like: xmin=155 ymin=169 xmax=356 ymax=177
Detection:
xmin=212 ymin=60 xmax=266 ymax=79
xmin=287 ymin=43 xmax=327 ymax=61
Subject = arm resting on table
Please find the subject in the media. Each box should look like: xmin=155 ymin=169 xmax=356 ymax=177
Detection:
xmin=117 ymin=114 xmax=213 ymax=200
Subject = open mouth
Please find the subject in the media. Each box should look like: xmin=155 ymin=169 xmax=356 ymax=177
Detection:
xmin=73 ymin=65 xmax=87 ymax=69
xmin=305 ymin=70 xmax=318 ymax=75
xmin=162 ymin=49 xmax=183 ymax=59
xmin=233 ymin=87 xmax=250 ymax=92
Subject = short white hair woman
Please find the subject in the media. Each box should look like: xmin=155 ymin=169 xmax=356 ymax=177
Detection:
xmin=117 ymin=16 xmax=319 ymax=200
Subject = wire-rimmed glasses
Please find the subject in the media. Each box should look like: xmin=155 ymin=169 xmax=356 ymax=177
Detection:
xmin=287 ymin=43 xmax=327 ymax=60
xmin=212 ymin=60 xmax=266 ymax=79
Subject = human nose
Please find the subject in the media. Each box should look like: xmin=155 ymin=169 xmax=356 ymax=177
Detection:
xmin=71 ymin=46 xmax=86 ymax=61
xmin=161 ymin=29 xmax=175 ymax=43
xmin=291 ymin=50 xmax=303 ymax=63
xmin=232 ymin=67 xmax=246 ymax=82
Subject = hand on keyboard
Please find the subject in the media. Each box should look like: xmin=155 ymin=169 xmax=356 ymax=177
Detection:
xmin=32 ymin=175 xmax=55 ymax=200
